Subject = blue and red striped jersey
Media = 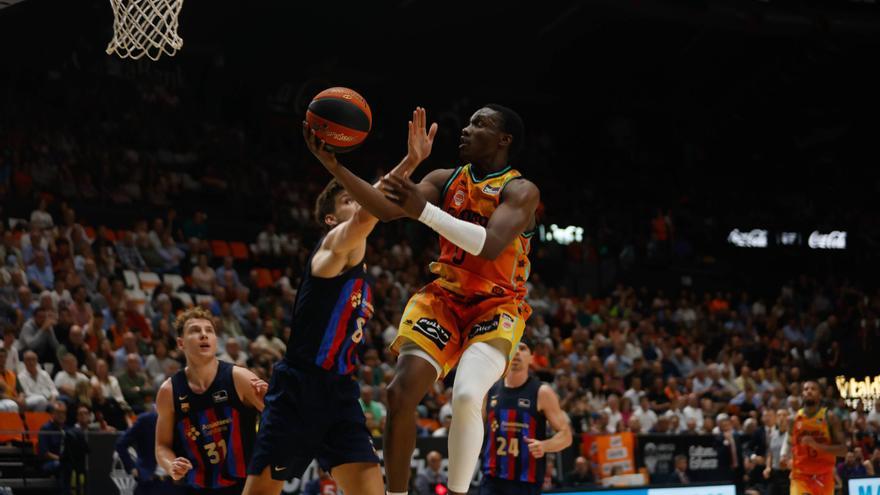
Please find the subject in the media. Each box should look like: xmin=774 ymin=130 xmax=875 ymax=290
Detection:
xmin=481 ymin=376 xmax=547 ymax=485
xmin=286 ymin=239 xmax=374 ymax=375
xmin=171 ymin=361 xmax=257 ymax=489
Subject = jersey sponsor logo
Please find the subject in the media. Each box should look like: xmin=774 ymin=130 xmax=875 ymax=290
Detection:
xmin=470 ymin=316 xmax=499 ymax=338
xmin=413 ymin=318 xmax=451 ymax=350
xmin=482 ymin=184 xmax=502 ymax=195
xmin=518 ymin=398 xmax=531 ymax=408
xmin=453 ymin=189 xmax=466 ymax=206
xmin=501 ymin=314 xmax=516 ymax=332
xmin=457 ymin=209 xmax=489 ymax=227
xmin=212 ymin=390 xmax=229 ymax=403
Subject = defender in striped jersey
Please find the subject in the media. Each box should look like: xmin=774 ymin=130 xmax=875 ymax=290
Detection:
xmin=155 ymin=307 xmax=267 ymax=494
xmin=480 ymin=339 xmax=571 ymax=495
xmin=243 ymin=108 xmax=438 ymax=495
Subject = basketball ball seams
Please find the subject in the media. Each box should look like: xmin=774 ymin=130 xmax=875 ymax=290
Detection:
xmin=305 ymin=87 xmax=371 ymax=153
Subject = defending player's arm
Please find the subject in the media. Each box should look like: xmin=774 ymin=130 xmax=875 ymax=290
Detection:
xmin=381 ymin=174 xmax=540 ymax=260
xmin=525 ymin=384 xmax=573 ymax=459
xmin=155 ymin=379 xmax=193 ymax=481
xmin=231 ymin=366 xmax=267 ymax=412
xmin=800 ymin=411 xmax=847 ymax=457
xmin=303 ymin=107 xmax=443 ymax=222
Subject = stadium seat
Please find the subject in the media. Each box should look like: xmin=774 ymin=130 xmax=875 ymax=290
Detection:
xmin=23 ymin=412 xmax=52 ymax=451
xmin=122 ymin=270 xmax=140 ymax=291
xmin=84 ymin=226 xmax=96 ymax=241
xmin=125 ymin=289 xmax=147 ymax=314
xmin=271 ymin=269 xmax=282 ymax=281
xmin=211 ymin=240 xmax=231 ymax=258
xmin=175 ymin=292 xmax=194 ymax=308
xmin=229 ymin=241 xmax=249 ymax=260
xmin=0 ymin=412 xmax=24 ymax=444
xmin=103 ymin=229 xmax=117 ymax=242
xmin=163 ymin=273 xmax=185 ymax=292
xmin=138 ymin=271 xmax=161 ymax=295
xmin=254 ymin=268 xmax=273 ymax=289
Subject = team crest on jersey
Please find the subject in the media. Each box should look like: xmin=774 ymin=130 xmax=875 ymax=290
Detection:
xmin=181 ymin=402 xmax=190 ymax=413
xmin=212 ymin=390 xmax=228 ymax=403
xmin=186 ymin=426 xmax=200 ymax=440
xmin=491 ymin=419 xmax=499 ymax=432
xmin=453 ymin=189 xmax=466 ymax=206
xmin=482 ymin=184 xmax=502 ymax=195
xmin=490 ymin=396 xmax=498 ymax=407
xmin=518 ymin=398 xmax=531 ymax=408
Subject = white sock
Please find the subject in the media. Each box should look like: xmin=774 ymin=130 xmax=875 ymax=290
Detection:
xmin=446 ymin=342 xmax=506 ymax=493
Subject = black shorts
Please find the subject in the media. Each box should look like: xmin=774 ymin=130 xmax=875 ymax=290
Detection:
xmin=184 ymin=482 xmax=243 ymax=495
xmin=247 ymin=359 xmax=380 ymax=480
xmin=479 ymin=476 xmax=542 ymax=495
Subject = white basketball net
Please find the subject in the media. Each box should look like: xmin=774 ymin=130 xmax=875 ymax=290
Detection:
xmin=106 ymin=0 xmax=184 ymax=61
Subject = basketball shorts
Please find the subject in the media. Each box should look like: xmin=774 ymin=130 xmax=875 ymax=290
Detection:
xmin=790 ymin=471 xmax=834 ymax=495
xmin=391 ymin=280 xmax=528 ymax=378
xmin=247 ymin=359 xmax=380 ymax=480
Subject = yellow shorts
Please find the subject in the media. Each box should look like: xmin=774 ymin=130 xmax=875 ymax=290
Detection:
xmin=391 ymin=281 xmax=529 ymax=378
xmin=790 ymin=472 xmax=834 ymax=495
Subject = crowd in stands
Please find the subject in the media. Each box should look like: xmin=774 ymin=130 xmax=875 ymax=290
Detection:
xmin=1 ymin=183 xmax=879 ymax=493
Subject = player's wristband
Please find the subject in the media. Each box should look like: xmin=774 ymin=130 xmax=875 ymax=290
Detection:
xmin=418 ymin=202 xmax=486 ymax=256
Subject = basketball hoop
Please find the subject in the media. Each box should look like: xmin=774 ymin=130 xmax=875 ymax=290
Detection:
xmin=106 ymin=0 xmax=184 ymax=61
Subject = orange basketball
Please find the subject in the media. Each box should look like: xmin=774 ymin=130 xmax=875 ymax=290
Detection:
xmin=306 ymin=87 xmax=372 ymax=153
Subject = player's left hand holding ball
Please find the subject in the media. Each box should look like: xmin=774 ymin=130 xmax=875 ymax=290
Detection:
xmin=524 ymin=437 xmax=545 ymax=458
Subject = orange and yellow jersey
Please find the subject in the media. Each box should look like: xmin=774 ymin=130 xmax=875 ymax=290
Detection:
xmin=429 ymin=164 xmax=534 ymax=307
xmin=791 ymin=407 xmax=836 ymax=476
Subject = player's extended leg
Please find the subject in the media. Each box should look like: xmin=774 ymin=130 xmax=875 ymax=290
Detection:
xmin=384 ymin=353 xmax=442 ymax=493
xmin=331 ymin=462 xmax=385 ymax=495
xmin=447 ymin=341 xmax=508 ymax=495
xmin=241 ymin=467 xmax=285 ymax=495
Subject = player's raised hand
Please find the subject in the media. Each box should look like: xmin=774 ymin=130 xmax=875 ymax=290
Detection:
xmin=404 ymin=107 xmax=438 ymax=173
xmin=302 ymin=121 xmax=339 ymax=171
xmin=379 ymin=173 xmax=426 ymax=219
xmin=524 ymin=437 xmax=546 ymax=458
xmin=169 ymin=456 xmax=193 ymax=480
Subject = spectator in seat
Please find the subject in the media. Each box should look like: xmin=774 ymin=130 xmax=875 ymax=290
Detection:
xmin=69 ymin=285 xmax=93 ymax=328
xmin=38 ymin=401 xmax=67 ymax=481
xmin=144 ymin=340 xmax=175 ymax=386
xmin=219 ymin=337 xmax=247 ymax=367
xmin=190 ymin=253 xmax=216 ymax=293
xmin=564 ymin=456 xmax=594 ymax=487
xmin=215 ymin=256 xmax=240 ymax=289
xmin=118 ymin=352 xmax=153 ymax=413
xmin=0 ymin=347 xmax=23 ymax=412
xmin=27 ymin=250 xmax=54 ymax=292
xmin=114 ymin=332 xmax=143 ymax=371
xmin=231 ymin=286 xmax=254 ymax=325
xmin=77 ymin=258 xmax=100 ymax=297
xmin=254 ymin=319 xmax=285 ymax=361
xmin=414 ymin=451 xmax=447 ymax=495
xmin=253 ymin=223 xmax=282 ymax=257
xmin=20 ymin=306 xmax=60 ymax=369
xmin=116 ymin=232 xmax=147 ymax=272
xmin=1 ymin=327 xmax=23 ymax=373
xmin=54 ymin=353 xmax=89 ymax=404
xmin=90 ymin=358 xmax=129 ymax=431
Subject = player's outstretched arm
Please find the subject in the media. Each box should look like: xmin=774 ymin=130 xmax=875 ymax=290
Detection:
xmin=526 ymin=384 xmax=572 ymax=458
xmin=303 ymin=107 xmax=442 ymax=222
xmin=231 ymin=365 xmax=267 ymax=412
xmin=381 ymin=175 xmax=539 ymax=261
xmin=155 ymin=379 xmax=193 ymax=481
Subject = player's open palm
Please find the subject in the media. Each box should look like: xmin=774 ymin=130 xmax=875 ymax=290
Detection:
xmin=525 ymin=437 xmax=545 ymax=458
xmin=405 ymin=107 xmax=438 ymax=171
xmin=170 ymin=456 xmax=193 ymax=480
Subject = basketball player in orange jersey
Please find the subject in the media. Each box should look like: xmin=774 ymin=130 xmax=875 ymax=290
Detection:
xmin=783 ymin=381 xmax=846 ymax=495
xmin=314 ymin=105 xmax=539 ymax=495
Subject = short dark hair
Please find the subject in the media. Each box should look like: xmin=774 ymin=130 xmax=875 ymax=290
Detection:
xmin=485 ymin=103 xmax=525 ymax=160
xmin=313 ymin=179 xmax=346 ymax=229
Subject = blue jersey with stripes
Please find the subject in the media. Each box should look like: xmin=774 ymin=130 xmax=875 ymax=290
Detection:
xmin=481 ymin=375 xmax=547 ymax=485
xmin=285 ymin=238 xmax=374 ymax=375
xmin=171 ymin=360 xmax=257 ymax=489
